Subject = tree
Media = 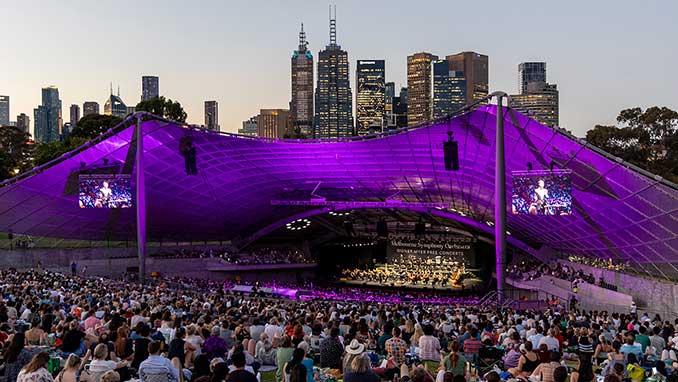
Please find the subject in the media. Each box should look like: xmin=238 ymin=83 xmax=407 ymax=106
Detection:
xmin=0 ymin=126 xmax=32 ymax=180
xmin=69 ymin=114 xmax=123 ymax=140
xmin=33 ymin=136 xmax=89 ymax=167
xmin=586 ymin=106 xmax=678 ymax=182
xmin=135 ymin=96 xmax=187 ymax=122
xmin=32 ymin=114 xmax=123 ymax=167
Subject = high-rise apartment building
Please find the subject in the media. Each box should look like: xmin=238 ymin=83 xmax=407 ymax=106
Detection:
xmin=384 ymin=82 xmax=396 ymax=127
xmin=433 ymin=60 xmax=467 ymax=118
xmin=446 ymin=52 xmax=488 ymax=105
xmin=70 ymin=104 xmax=80 ymax=127
xmin=257 ymin=109 xmax=290 ymax=139
xmin=394 ymin=87 xmax=408 ymax=128
xmin=141 ymin=76 xmax=159 ymax=101
xmin=62 ymin=122 xmax=72 ymax=141
xmin=518 ymin=62 xmax=546 ymax=94
xmin=407 ymin=52 xmax=438 ymax=126
xmin=291 ymin=24 xmax=314 ymax=138
xmin=204 ymin=101 xmax=219 ymax=131
xmin=510 ymin=62 xmax=559 ymax=127
xmin=314 ymin=6 xmax=353 ymax=139
xmin=83 ymin=102 xmax=100 ymax=116
xmin=239 ymin=116 xmax=258 ymax=136
xmin=16 ymin=113 xmax=30 ymax=133
xmin=510 ymin=82 xmax=559 ymax=127
xmin=355 ymin=60 xmax=386 ymax=135
xmin=0 ymin=95 xmax=9 ymax=126
xmin=34 ymin=86 xmax=63 ymax=143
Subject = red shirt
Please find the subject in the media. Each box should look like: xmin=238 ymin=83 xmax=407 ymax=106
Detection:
xmin=464 ymin=338 xmax=483 ymax=354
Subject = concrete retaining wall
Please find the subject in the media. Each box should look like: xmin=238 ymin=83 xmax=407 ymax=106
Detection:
xmin=557 ymin=260 xmax=678 ymax=319
xmin=0 ymin=248 xmax=315 ymax=283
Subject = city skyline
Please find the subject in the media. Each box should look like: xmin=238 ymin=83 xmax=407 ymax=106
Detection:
xmin=1 ymin=0 xmax=676 ymax=137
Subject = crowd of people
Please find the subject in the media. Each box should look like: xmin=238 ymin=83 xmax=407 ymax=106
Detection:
xmin=234 ymin=248 xmax=314 ymax=266
xmin=133 ymin=247 xmax=314 ymax=266
xmin=1 ymin=269 xmax=678 ymax=382
xmin=567 ymin=256 xmax=629 ymax=273
xmin=507 ymin=259 xmax=619 ymax=292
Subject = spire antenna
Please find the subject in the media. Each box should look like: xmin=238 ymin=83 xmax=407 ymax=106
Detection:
xmin=110 ymin=82 xmax=113 ymax=95
xmin=117 ymin=84 xmax=120 ymax=97
xmin=329 ymin=4 xmax=337 ymax=46
xmin=299 ymin=22 xmax=307 ymax=51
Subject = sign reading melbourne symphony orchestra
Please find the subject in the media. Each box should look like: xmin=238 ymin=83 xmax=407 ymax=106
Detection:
xmin=388 ymin=235 xmax=476 ymax=266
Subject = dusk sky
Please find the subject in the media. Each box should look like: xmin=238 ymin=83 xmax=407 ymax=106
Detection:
xmin=2 ymin=0 xmax=676 ymax=137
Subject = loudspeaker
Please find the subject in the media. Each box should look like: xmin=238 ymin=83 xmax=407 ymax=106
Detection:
xmin=343 ymin=221 xmax=355 ymax=236
xmin=443 ymin=140 xmax=459 ymax=171
xmin=414 ymin=222 xmax=425 ymax=236
xmin=376 ymin=221 xmax=388 ymax=237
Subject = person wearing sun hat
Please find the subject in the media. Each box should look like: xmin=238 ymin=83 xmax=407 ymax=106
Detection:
xmin=342 ymin=339 xmax=365 ymax=374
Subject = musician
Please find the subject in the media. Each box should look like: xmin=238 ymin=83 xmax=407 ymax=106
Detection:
xmin=528 ymin=179 xmax=549 ymax=215
xmin=98 ymin=181 xmax=113 ymax=207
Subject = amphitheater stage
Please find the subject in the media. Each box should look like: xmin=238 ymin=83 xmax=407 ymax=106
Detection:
xmin=337 ymin=276 xmax=484 ymax=293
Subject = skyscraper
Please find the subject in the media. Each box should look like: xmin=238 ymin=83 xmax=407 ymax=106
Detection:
xmin=0 ymin=95 xmax=9 ymax=126
xmin=239 ymin=116 xmax=258 ymax=136
xmin=70 ymin=104 xmax=80 ymax=127
xmin=394 ymin=87 xmax=408 ymax=128
xmin=16 ymin=113 xmax=29 ymax=133
xmin=204 ymin=101 xmax=219 ymax=131
xmin=290 ymin=24 xmax=314 ymax=138
xmin=62 ymin=122 xmax=72 ymax=141
xmin=518 ymin=62 xmax=546 ymax=94
xmin=33 ymin=86 xmax=62 ymax=143
xmin=314 ymin=6 xmax=353 ymax=139
xmin=384 ymin=82 xmax=396 ymax=127
xmin=141 ymin=76 xmax=159 ymax=101
xmin=446 ymin=52 xmax=489 ymax=105
xmin=257 ymin=109 xmax=290 ymax=138
xmin=433 ymin=59 xmax=466 ymax=118
xmin=104 ymin=87 xmax=127 ymax=118
xmin=83 ymin=102 xmax=100 ymax=116
xmin=355 ymin=60 xmax=386 ymax=135
xmin=407 ymin=52 xmax=437 ymax=126
xmin=510 ymin=62 xmax=559 ymax=127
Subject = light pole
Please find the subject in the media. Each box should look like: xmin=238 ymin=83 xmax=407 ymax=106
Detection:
xmin=489 ymin=91 xmax=508 ymax=304
xmin=135 ymin=115 xmax=146 ymax=284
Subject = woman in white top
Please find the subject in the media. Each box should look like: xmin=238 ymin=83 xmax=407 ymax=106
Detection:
xmin=17 ymin=352 xmax=54 ymax=382
xmin=57 ymin=353 xmax=93 ymax=382
xmin=88 ymin=344 xmax=128 ymax=374
xmin=186 ymin=325 xmax=204 ymax=361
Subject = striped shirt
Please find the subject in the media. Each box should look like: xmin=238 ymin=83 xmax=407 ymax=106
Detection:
xmin=418 ymin=335 xmax=441 ymax=361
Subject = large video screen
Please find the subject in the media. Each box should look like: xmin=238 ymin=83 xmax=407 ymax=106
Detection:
xmin=79 ymin=174 xmax=132 ymax=208
xmin=511 ymin=170 xmax=572 ymax=216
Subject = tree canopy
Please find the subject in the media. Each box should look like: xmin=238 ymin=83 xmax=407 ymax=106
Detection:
xmin=586 ymin=106 xmax=678 ymax=183
xmin=135 ymin=96 xmax=187 ymax=122
xmin=0 ymin=126 xmax=33 ymax=181
xmin=69 ymin=114 xmax=123 ymax=140
xmin=31 ymin=114 xmax=124 ymax=167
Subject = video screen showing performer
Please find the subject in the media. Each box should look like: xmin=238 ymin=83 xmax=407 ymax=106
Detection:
xmin=78 ymin=174 xmax=132 ymax=208
xmin=511 ymin=170 xmax=572 ymax=216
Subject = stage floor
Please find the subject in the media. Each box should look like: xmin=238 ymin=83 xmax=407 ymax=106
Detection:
xmin=338 ymin=277 xmax=483 ymax=292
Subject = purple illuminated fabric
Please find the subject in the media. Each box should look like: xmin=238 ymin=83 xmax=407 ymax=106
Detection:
xmin=0 ymin=106 xmax=676 ymax=276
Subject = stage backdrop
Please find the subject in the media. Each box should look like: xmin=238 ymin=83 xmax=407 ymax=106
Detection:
xmin=388 ymin=235 xmax=477 ymax=267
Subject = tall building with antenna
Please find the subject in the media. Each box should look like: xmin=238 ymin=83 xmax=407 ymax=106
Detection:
xmin=104 ymin=84 xmax=128 ymax=118
xmin=314 ymin=5 xmax=353 ymax=139
xmin=290 ymin=23 xmax=314 ymax=138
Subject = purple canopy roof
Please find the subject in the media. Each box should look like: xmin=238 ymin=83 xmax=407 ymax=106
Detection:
xmin=1 ymin=106 xmax=676 ymax=276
